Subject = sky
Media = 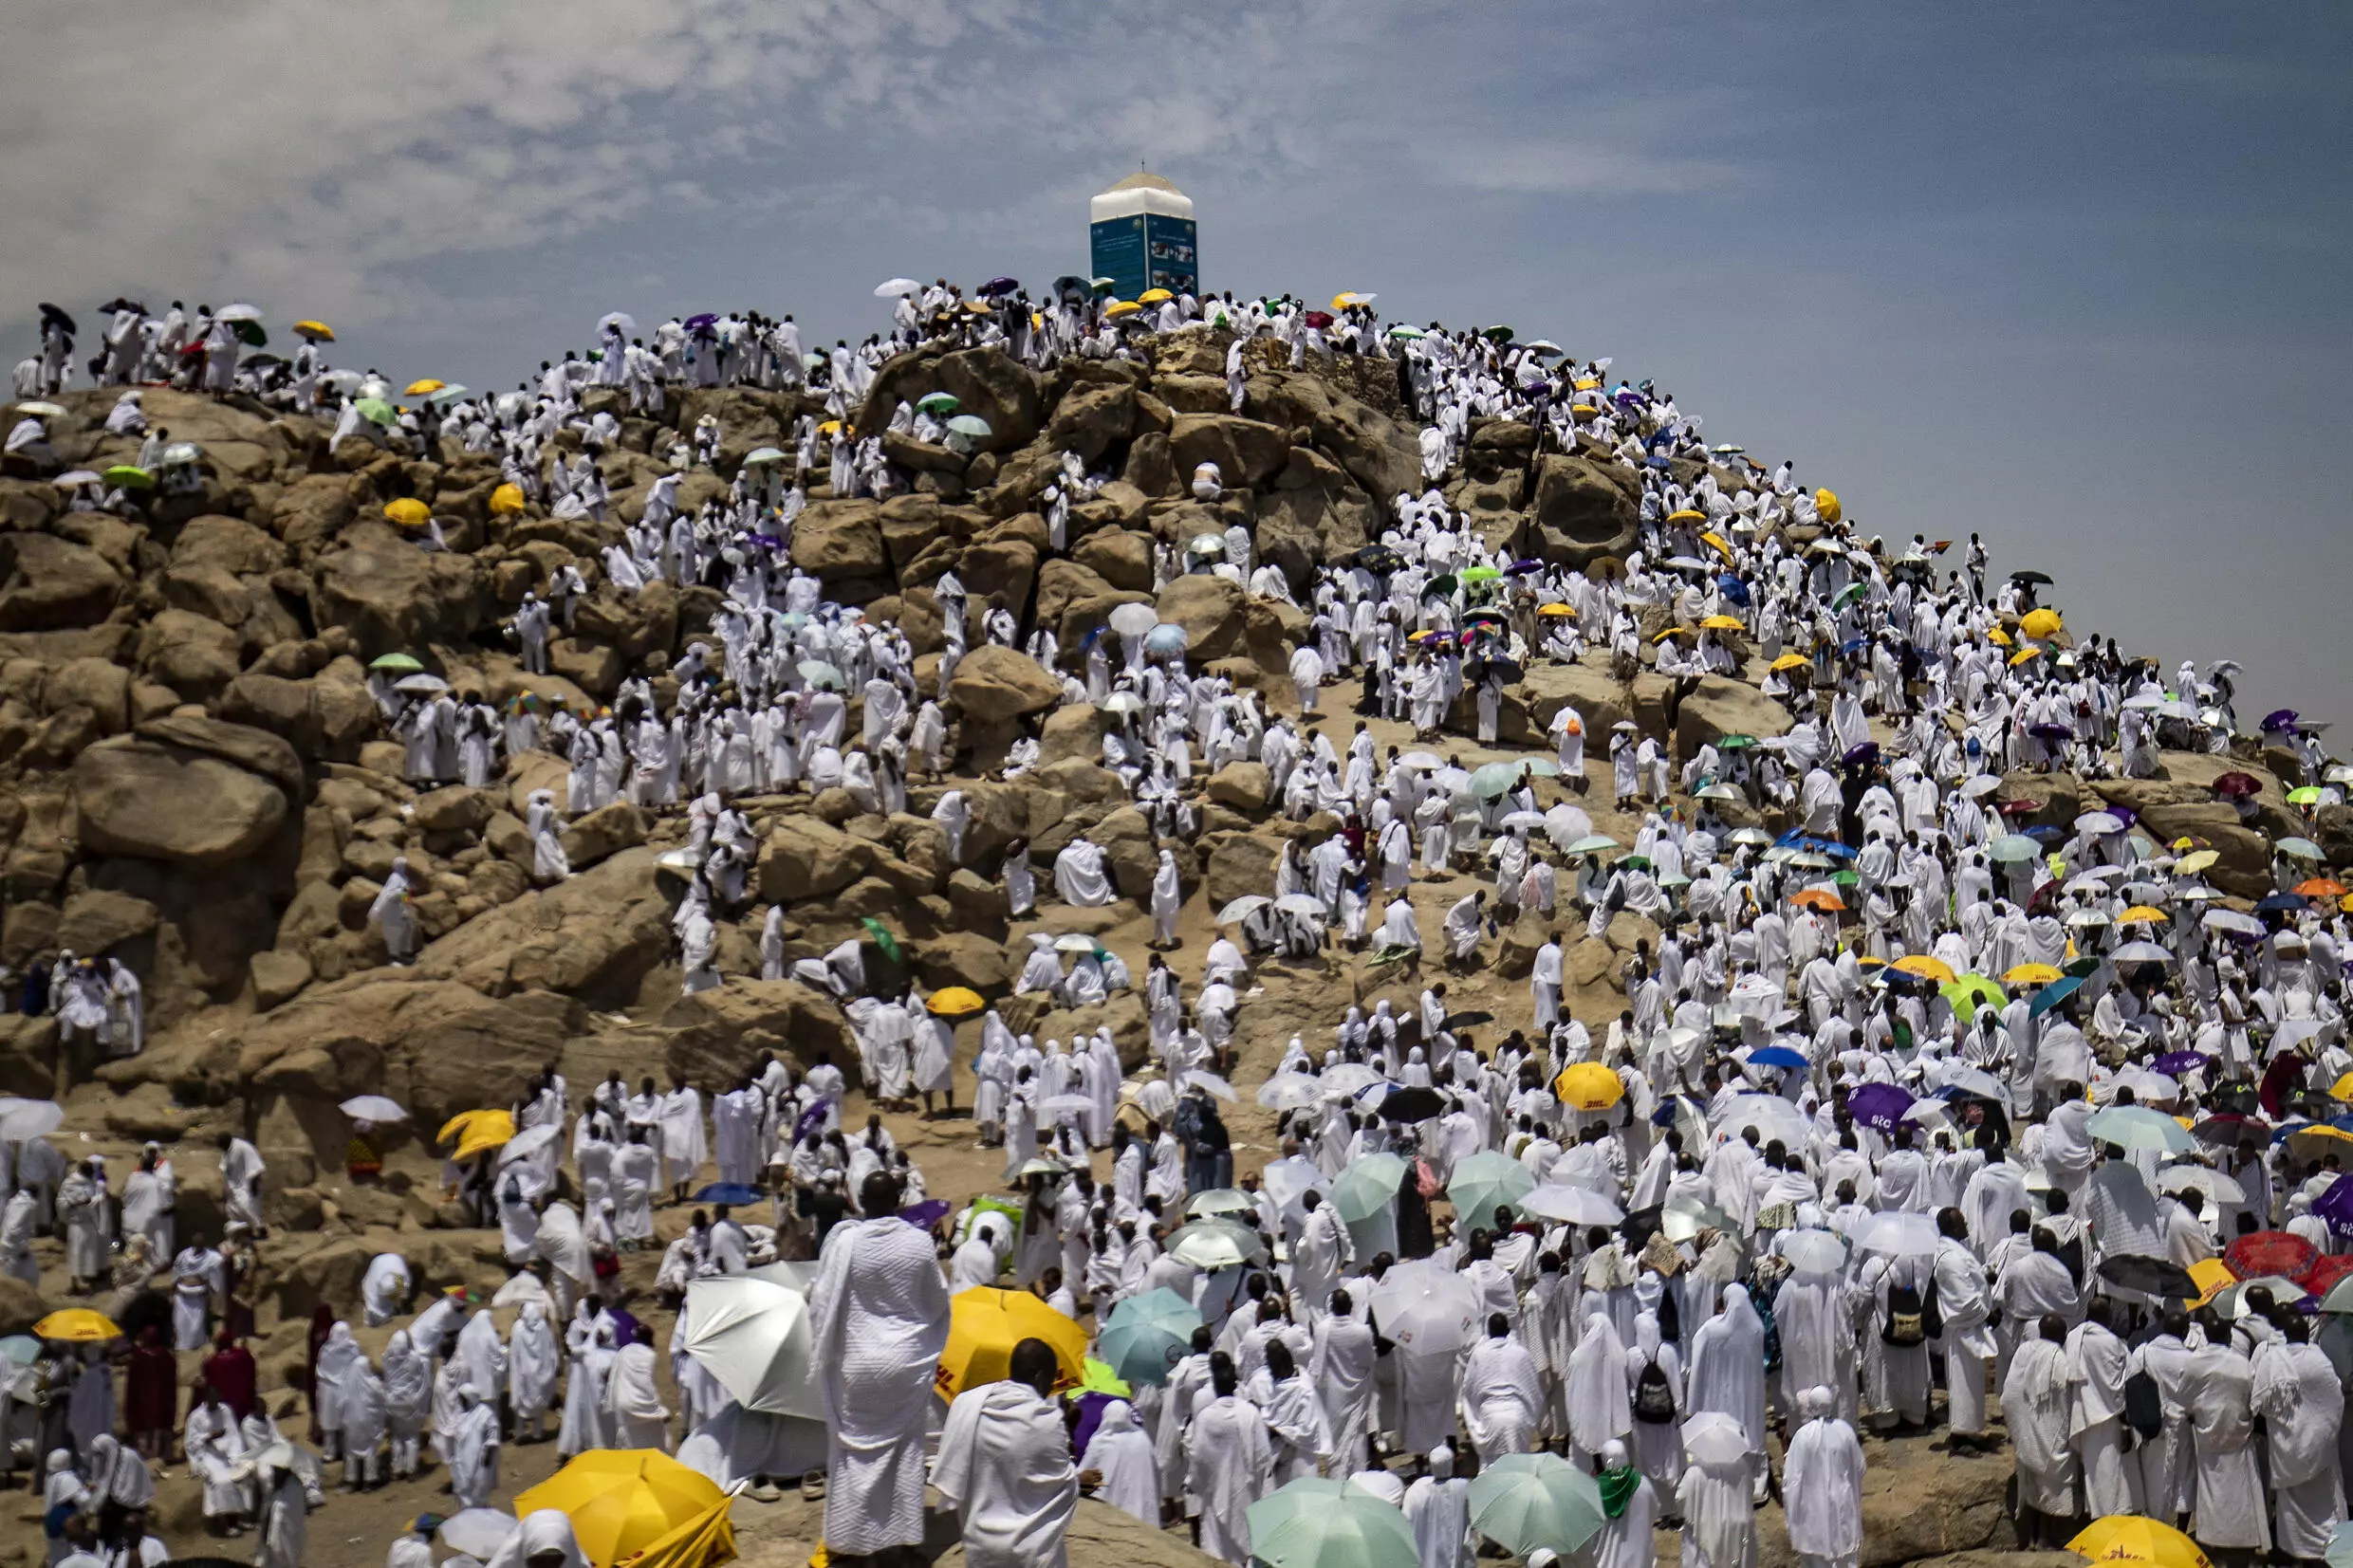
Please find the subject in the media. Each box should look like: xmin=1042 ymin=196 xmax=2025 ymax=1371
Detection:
xmin=7 ymin=1 xmax=2347 ymax=717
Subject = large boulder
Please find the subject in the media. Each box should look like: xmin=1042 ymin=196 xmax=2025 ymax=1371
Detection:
xmin=1676 ymin=676 xmax=1794 ymax=754
xmin=756 ymin=817 xmax=881 ymax=900
xmin=309 ymin=526 xmax=490 ymax=655
xmin=1249 ymin=371 xmax=1421 ymax=504
xmin=855 ymin=345 xmax=1044 ymax=452
xmin=415 ymin=848 xmax=672 ymax=1006
xmin=69 ymin=736 xmax=288 ymax=865
xmin=0 ymin=533 xmax=122 ymax=630
xmin=1202 ymin=831 xmax=1284 ymax=909
xmin=1529 ymin=454 xmax=1641 ymax=567
xmin=945 ymin=644 xmax=1062 ymax=725
xmin=787 ymin=500 xmax=888 ymax=581
xmin=1154 ymin=574 xmax=1247 ymax=660
xmin=1167 ymin=415 xmax=1290 ymax=489
xmin=1505 ymin=659 xmax=1635 ymax=746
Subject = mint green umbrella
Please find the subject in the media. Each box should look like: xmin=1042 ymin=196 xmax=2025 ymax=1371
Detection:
xmin=1248 ymin=1480 xmax=1417 ymax=1568
xmin=1331 ymin=1152 xmax=1411 ymax=1223
xmin=354 ymin=397 xmax=398 ymax=426
xmin=1467 ymin=1452 xmax=1607 ymax=1557
xmin=1447 ymin=1150 xmax=1535 ymax=1227
xmin=1097 ymin=1288 xmax=1202 ymax=1388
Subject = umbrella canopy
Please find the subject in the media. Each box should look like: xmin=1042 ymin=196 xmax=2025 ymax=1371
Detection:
xmin=1248 ymin=1481 xmax=1418 ymax=1568
xmin=2067 ymin=1516 xmax=2212 ymax=1568
xmin=514 ymin=1449 xmax=726 ymax=1568
xmin=1851 ymin=1209 xmax=1943 ymax=1258
xmin=1555 ymin=1061 xmax=1625 ymax=1111
xmin=1845 ymin=1081 xmax=1917 ymax=1134
xmin=2096 ymin=1254 xmax=2199 ymax=1299
xmin=1106 ymin=601 xmax=1158 ymax=637
xmin=393 ymin=673 xmax=449 ymax=694
xmin=1165 ymin=1218 xmax=1267 ymax=1269
xmin=1779 ymin=1227 xmax=1851 ymax=1273
xmin=1332 ymin=1152 xmax=1411 ymax=1223
xmin=1520 ymin=1184 xmax=1624 ymax=1226
xmin=1447 ymin=1151 xmax=1536 ymax=1227
xmin=1370 ymin=1259 xmax=1483 ymax=1353
xmin=1214 ymin=895 xmax=1271 ymax=926
xmin=369 ymin=652 xmax=425 ymax=673
xmin=31 ymin=1309 xmax=120 ymax=1342
xmin=1097 ymin=1288 xmax=1203 ymax=1387
xmin=2086 ymin=1105 xmax=2195 ymax=1154
xmin=0 ymin=1099 xmax=65 ymax=1141
xmin=926 ymin=986 xmax=984 ymax=1018
xmin=2223 ymin=1230 xmax=2320 ymax=1282
xmin=939 ymin=1287 xmax=1086 ymax=1398
xmin=679 ymin=1273 xmax=819 ymax=1417
xmin=797 ymin=659 xmax=844 ymax=690
xmin=446 ymin=1108 xmax=517 ymax=1161
xmin=499 ymin=1124 xmax=563 ymax=1165
xmin=437 ymin=1509 xmax=518 ymax=1559
xmin=873 ymin=278 xmax=919 ymax=297
xmin=339 ymin=1095 xmax=408 ymax=1123
xmin=1466 ymin=1451 xmax=1607 ymax=1557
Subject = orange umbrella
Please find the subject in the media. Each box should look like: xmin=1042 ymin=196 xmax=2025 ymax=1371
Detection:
xmin=1789 ymin=888 xmax=1845 ymax=913
xmin=2295 ymin=877 xmax=2347 ymax=898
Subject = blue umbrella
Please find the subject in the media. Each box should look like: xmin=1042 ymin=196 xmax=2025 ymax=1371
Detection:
xmin=1747 ymin=1045 xmax=1808 ymax=1070
xmin=2029 ymin=974 xmax=2085 ymax=1018
xmin=1716 ymin=573 xmax=1750 ymax=606
xmin=2256 ymin=893 xmax=2306 ymax=913
xmin=1144 ymin=623 xmax=1189 ymax=655
xmin=693 ymin=1182 xmax=761 ymax=1206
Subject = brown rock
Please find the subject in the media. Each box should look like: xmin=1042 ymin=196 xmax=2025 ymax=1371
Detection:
xmin=558 ymin=801 xmax=647 ymax=870
xmin=756 ymin=816 xmax=881 ymax=900
xmin=946 ymin=644 xmax=1063 ymax=725
xmin=1167 ymin=414 xmax=1291 ymax=489
xmin=1530 ymin=454 xmax=1641 ymax=567
xmin=0 ymin=532 xmax=121 ymax=630
xmin=1203 ymin=831 xmax=1284 ymax=908
xmin=250 ymin=949 xmax=314 ymax=1010
xmin=309 ymin=525 xmax=490 ymax=655
xmin=1074 ymin=528 xmax=1155 ymax=592
xmin=1205 ymin=762 xmax=1272 ymax=811
xmin=70 ymin=737 xmax=289 ymax=864
xmin=43 ymin=655 xmax=130 ymax=731
xmin=56 ymin=889 xmax=159 ymax=957
xmin=1154 ymin=574 xmax=1247 ymax=660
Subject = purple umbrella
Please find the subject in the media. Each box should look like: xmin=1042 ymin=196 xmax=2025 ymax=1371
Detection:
xmin=2151 ymin=1050 xmax=2209 ymax=1077
xmin=1070 ymin=1390 xmax=1120 ymax=1457
xmin=2262 ymin=709 xmax=2300 ymax=732
xmin=979 ymin=276 xmax=1020 ymax=297
xmin=899 ymin=1198 xmax=951 ymax=1230
xmin=2028 ymin=722 xmax=2074 ymax=742
xmin=684 ymin=312 xmax=719 ymax=330
xmin=1845 ymin=1081 xmax=1916 ymax=1134
xmin=1507 ymin=558 xmax=1545 ymax=574
xmin=1841 ymin=742 xmax=1881 ymax=766
xmin=2312 ymin=1173 xmax=2353 ymax=1237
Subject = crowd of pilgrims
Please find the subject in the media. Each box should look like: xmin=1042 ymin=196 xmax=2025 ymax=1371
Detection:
xmin=9 ymin=271 xmax=2353 ymax=1568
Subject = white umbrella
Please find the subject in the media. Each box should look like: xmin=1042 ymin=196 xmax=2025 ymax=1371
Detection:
xmin=214 ymin=303 xmax=264 ymax=323
xmin=1681 ymin=1411 xmax=1751 ymax=1466
xmin=1938 ymin=1067 xmax=2009 ymax=1102
xmin=1256 ymin=1074 xmax=1326 ymax=1111
xmin=597 ymin=311 xmax=638 ymax=335
xmin=680 ymin=1273 xmax=822 ymax=1418
xmin=1186 ymin=1189 xmax=1254 ymax=1219
xmin=498 ymin=1123 xmax=563 ymax=1164
xmin=1318 ymin=1062 xmax=1386 ymax=1099
xmin=1215 ymin=895 xmax=1271 ymax=925
xmin=1274 ymin=894 xmax=1328 ymax=919
xmin=438 ymin=1510 xmax=519 ymax=1559
xmin=1370 ymin=1259 xmax=1483 ymax=1355
xmin=1052 ymin=932 xmax=1100 ymax=954
xmin=1777 ymin=1228 xmax=1849 ymax=1274
xmin=1399 ymin=752 xmax=1444 ymax=771
xmin=2076 ymin=811 xmax=2125 ymax=835
xmin=1038 ymin=1094 xmax=1096 ymax=1122
xmin=1960 ymin=774 xmax=2004 ymax=798
xmin=1184 ymin=1070 xmax=1237 ymax=1101
xmin=1499 ymin=811 xmax=1548 ymax=832
xmin=0 ymin=1100 xmax=64 ymax=1141
xmin=1520 ymin=1185 xmax=1623 ymax=1226
xmin=1016 ymin=1156 xmax=1069 ymax=1177
xmin=873 ymin=278 xmax=920 ymax=298
xmin=2112 ymin=941 xmax=2175 ymax=965
xmin=1166 ymin=1219 xmax=1266 ymax=1268
xmin=1258 ymin=1155 xmax=1329 ymax=1216
xmin=2157 ymin=1166 xmax=2245 ymax=1205
xmin=1107 ymin=601 xmax=1158 ymax=637
xmin=1543 ymin=803 xmax=1594 ymax=849
xmin=1717 ymin=1094 xmax=1808 ymax=1149
xmin=1850 ymin=1209 xmax=1942 ymax=1258
xmin=393 ymin=673 xmax=449 ymax=693
xmin=339 ymin=1095 xmax=408 ymax=1123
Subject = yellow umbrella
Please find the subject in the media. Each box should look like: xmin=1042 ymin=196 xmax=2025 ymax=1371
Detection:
xmin=447 ymin=1109 xmax=517 ymax=1161
xmin=2010 ymin=647 xmax=2042 ymax=667
xmin=1537 ymin=602 xmax=1576 ymax=618
xmin=489 ymin=483 xmax=527 ymax=515
xmin=1813 ymin=488 xmax=1841 ymax=524
xmin=2330 ymin=1071 xmax=2353 ymax=1102
xmin=1892 ymin=954 xmax=1955 ymax=983
xmin=1568 ymin=403 xmax=1601 ymax=417
xmin=2067 ymin=1516 xmax=2211 ymax=1568
xmin=1138 ymin=287 xmax=1174 ymax=304
xmin=2020 ymin=607 xmax=2064 ymax=640
xmin=516 ymin=1450 xmax=728 ymax=1568
xmin=33 ymin=1309 xmax=121 ymax=1342
xmin=2176 ymin=849 xmax=2219 ymax=876
xmin=617 ymin=1489 xmax=737 ymax=1568
xmin=1666 ymin=508 xmax=1707 ymax=525
xmin=926 ymin=986 xmax=985 ymax=1018
xmin=1652 ymin=626 xmax=1690 ymax=644
xmin=2117 ymin=906 xmax=2169 ymax=924
xmin=817 ymin=419 xmax=842 ymax=435
xmin=2184 ymin=1257 xmax=2236 ymax=1308
xmin=384 ymin=497 xmax=431 ymax=526
xmin=1330 ymin=292 xmax=1375 ymax=310
xmin=1555 ymin=1061 xmax=1625 ymax=1111
xmin=405 ymin=378 xmax=447 ymax=397
xmin=1572 ymin=378 xmax=1602 ymax=392
xmin=1699 ymin=615 xmax=1745 ymax=631
xmin=1769 ymin=653 xmax=1810 ymax=672
xmin=938 ymin=1287 xmax=1087 ymax=1399
xmin=1986 ymin=628 xmax=2012 ymax=647
xmin=1102 ymin=300 xmax=1141 ymax=318
xmin=293 ymin=320 xmax=335 ymax=341
xmin=2002 ymin=963 xmax=2063 ymax=985
xmin=1699 ymin=530 xmax=1732 ymax=561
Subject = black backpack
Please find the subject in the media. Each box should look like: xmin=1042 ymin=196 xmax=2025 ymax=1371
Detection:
xmin=1633 ymin=1357 xmax=1677 ymax=1423
xmin=2123 ymin=1369 xmax=2163 ymax=1441
xmin=1882 ymin=1282 xmax=1928 ymax=1346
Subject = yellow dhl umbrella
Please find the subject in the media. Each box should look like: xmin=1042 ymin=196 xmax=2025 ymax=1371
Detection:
xmin=2330 ymin=1071 xmax=2353 ymax=1102
xmin=1986 ymin=627 xmax=2012 ymax=647
xmin=33 ymin=1309 xmax=122 ymax=1342
xmin=1699 ymin=615 xmax=1745 ymax=631
xmin=2020 ymin=607 xmax=2064 ymax=640
xmin=2002 ymin=963 xmax=2064 ymax=986
xmin=1537 ymin=602 xmax=1576 ymax=618
xmin=926 ymin=986 xmax=985 ymax=1018
xmin=1891 ymin=953 xmax=1956 ymax=983
xmin=293 ymin=320 xmax=335 ymax=341
xmin=443 ymin=1108 xmax=517 ymax=1160
xmin=405 ymin=378 xmax=446 ymax=397
xmin=384 ymin=497 xmax=431 ymax=526
xmin=1666 ymin=508 xmax=1707 ymax=525
xmin=936 ymin=1287 xmax=1086 ymax=1400
xmin=489 ymin=483 xmax=527 ymax=515
xmin=2067 ymin=1515 xmax=2211 ymax=1568
xmin=1769 ymin=653 xmax=1811 ymax=672
xmin=617 ymin=1489 xmax=737 ymax=1568
xmin=2010 ymin=647 xmax=2043 ymax=667
xmin=517 ymin=1449 xmax=728 ymax=1568
xmin=2175 ymin=849 xmax=2219 ymax=876
xmin=2116 ymin=905 xmax=2169 ymax=924
xmin=1138 ymin=287 xmax=1174 ymax=305
xmin=1555 ymin=1061 xmax=1625 ymax=1111
xmin=2184 ymin=1257 xmax=2237 ymax=1308
xmin=1813 ymin=488 xmax=1841 ymax=525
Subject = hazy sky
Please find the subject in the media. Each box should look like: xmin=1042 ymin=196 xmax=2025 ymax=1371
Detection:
xmin=8 ymin=2 xmax=2346 ymax=717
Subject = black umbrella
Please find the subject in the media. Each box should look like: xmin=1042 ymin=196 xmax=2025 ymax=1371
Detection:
xmin=1377 ymin=1086 xmax=1447 ymax=1123
xmin=2009 ymin=569 xmax=2053 ymax=586
xmin=2097 ymin=1254 xmax=2196 ymax=1299
xmin=1443 ymin=1010 xmax=1494 ymax=1030
xmin=100 ymin=297 xmax=147 ymax=315
xmin=38 ymin=302 xmax=76 ymax=335
xmin=1620 ymin=1203 xmax=1665 ymax=1247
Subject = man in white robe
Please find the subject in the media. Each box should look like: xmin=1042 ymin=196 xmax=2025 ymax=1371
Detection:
xmin=808 ymin=1172 xmax=952 ymax=1560
xmin=1458 ymin=1315 xmax=1544 ymax=1464
xmin=2252 ymin=1319 xmax=2345 ymax=1559
xmin=1783 ymin=1386 xmax=1864 ymax=1568
xmin=1402 ymin=1442 xmax=1472 ymax=1568
xmin=1309 ymin=1288 xmax=1380 ymax=1472
xmin=1183 ymin=1356 xmax=1268 ymax=1565
xmin=933 ymin=1338 xmax=1081 ymax=1568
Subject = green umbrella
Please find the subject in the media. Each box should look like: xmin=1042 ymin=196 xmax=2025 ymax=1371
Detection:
xmin=1459 ymin=564 xmax=1502 ymax=582
xmin=102 ymin=465 xmax=153 ymax=489
xmin=945 ymin=415 xmax=992 ymax=437
xmin=229 ymin=319 xmax=268 ymax=347
xmin=860 ymin=917 xmax=903 ymax=965
xmin=917 ymin=392 xmax=959 ymax=415
xmin=2276 ymin=837 xmax=2325 ymax=860
xmin=798 ymin=660 xmax=844 ymax=690
xmin=1331 ymin=1152 xmax=1411 ymax=1223
xmin=1447 ymin=1150 xmax=1535 ymax=1227
xmin=355 ymin=397 xmax=398 ymax=426
xmin=1470 ymin=759 xmax=1559 ymax=799
xmin=1714 ymin=733 xmax=1758 ymax=750
xmin=1388 ymin=325 xmax=1426 ymax=340
xmin=1078 ymin=1358 xmax=1130 ymax=1396
xmin=1939 ymin=973 xmax=2007 ymax=1024
xmin=369 ymin=653 xmax=425 ymax=674
xmin=1248 ymin=1480 xmax=1417 ymax=1568
xmin=1467 ymin=1452 xmax=1607 ymax=1557
xmin=1096 ymin=1288 xmax=1202 ymax=1387
xmin=1988 ymin=834 xmax=2041 ymax=863
xmin=1566 ymin=835 xmax=1619 ymax=857
xmin=1482 ymin=324 xmax=1515 ymax=342
xmin=2084 ymin=1105 xmax=2194 ymax=1154
xmin=1831 ymin=581 xmax=1868 ymax=610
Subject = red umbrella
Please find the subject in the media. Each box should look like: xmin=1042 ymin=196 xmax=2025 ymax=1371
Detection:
xmin=2298 ymin=1251 xmax=2353 ymax=1298
xmin=2223 ymin=1230 xmax=2319 ymax=1282
xmin=2192 ymin=1113 xmax=2270 ymax=1145
xmin=2213 ymin=771 xmax=2261 ymax=799
xmin=2000 ymin=799 xmax=2043 ymax=817
xmin=1303 ymin=310 xmax=1335 ymax=330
